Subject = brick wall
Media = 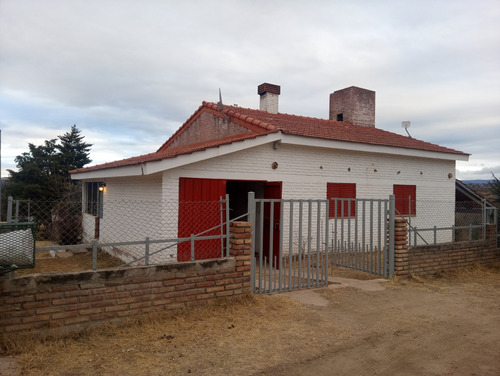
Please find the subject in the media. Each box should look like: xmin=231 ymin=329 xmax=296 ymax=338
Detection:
xmin=169 ymin=111 xmax=249 ymax=148
xmin=329 ymin=86 xmax=375 ymax=127
xmin=394 ymin=220 xmax=498 ymax=277
xmin=0 ymin=222 xmax=252 ymax=335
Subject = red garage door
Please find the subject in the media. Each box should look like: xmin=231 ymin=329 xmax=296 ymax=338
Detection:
xmin=178 ymin=178 xmax=226 ymax=261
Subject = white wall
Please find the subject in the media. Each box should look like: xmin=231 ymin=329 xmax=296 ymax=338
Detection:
xmin=81 ymin=213 xmax=96 ymax=243
xmin=97 ymin=173 xmax=177 ymax=263
xmin=163 ymin=142 xmax=456 ymax=251
xmin=94 ymin=142 xmax=457 ymax=262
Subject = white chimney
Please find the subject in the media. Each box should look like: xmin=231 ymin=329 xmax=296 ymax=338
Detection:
xmin=258 ymin=83 xmax=280 ymax=113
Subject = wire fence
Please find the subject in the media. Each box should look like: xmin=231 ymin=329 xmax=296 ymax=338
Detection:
xmin=397 ymin=199 xmax=497 ymax=246
xmin=5 ymin=196 xmax=229 ymax=265
xmin=4 ymin=195 xmax=498 ymax=271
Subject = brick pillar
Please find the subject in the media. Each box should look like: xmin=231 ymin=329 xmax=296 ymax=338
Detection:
xmin=394 ymin=218 xmax=409 ymax=277
xmin=229 ymin=222 xmax=252 ymax=291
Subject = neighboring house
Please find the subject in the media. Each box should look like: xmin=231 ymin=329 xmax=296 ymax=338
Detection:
xmin=71 ymin=83 xmax=469 ymax=262
xmin=455 ymin=180 xmax=496 ymax=241
xmin=455 ymin=180 xmax=496 ymax=207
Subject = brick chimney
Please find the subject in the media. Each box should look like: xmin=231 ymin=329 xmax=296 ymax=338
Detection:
xmin=258 ymin=83 xmax=280 ymax=114
xmin=329 ymin=86 xmax=375 ymax=127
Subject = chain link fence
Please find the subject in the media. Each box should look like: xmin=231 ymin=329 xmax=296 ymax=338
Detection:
xmin=5 ymin=197 xmax=228 ymax=266
xmin=5 ymin=194 xmax=497 ymax=268
xmin=6 ymin=197 xmax=82 ymax=245
xmin=398 ymin=199 xmax=497 ymax=246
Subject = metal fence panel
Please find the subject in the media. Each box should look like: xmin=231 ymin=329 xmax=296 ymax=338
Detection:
xmin=329 ymin=197 xmax=393 ymax=277
xmin=249 ymin=192 xmax=329 ymax=294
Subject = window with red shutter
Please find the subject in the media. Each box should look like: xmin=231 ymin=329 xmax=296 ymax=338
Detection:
xmin=327 ymin=183 xmax=356 ymax=218
xmin=393 ymin=184 xmax=416 ymax=216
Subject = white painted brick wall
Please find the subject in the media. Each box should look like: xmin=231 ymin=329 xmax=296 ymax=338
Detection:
xmin=81 ymin=213 xmax=96 ymax=243
xmin=165 ymin=142 xmax=456 ymax=252
xmin=98 ymin=174 xmax=179 ymax=263
xmin=260 ymin=93 xmax=279 ymax=114
xmin=96 ymin=141 xmax=457 ymax=261
xmin=170 ymin=143 xmax=455 ymax=201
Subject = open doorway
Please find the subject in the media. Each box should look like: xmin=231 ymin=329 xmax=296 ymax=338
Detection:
xmin=227 ymin=180 xmax=282 ymax=266
xmin=226 ymin=180 xmax=265 ymax=220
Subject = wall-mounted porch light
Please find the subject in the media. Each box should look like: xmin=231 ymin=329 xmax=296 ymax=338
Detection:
xmin=98 ymin=183 xmax=106 ymax=192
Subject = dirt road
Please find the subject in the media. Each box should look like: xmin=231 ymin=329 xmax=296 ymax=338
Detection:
xmin=1 ymin=267 xmax=499 ymax=376
xmin=256 ymin=275 xmax=499 ymax=376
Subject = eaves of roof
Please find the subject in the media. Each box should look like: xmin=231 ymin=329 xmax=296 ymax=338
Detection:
xmin=71 ymin=101 xmax=468 ymax=175
xmin=70 ymin=131 xmax=269 ymax=174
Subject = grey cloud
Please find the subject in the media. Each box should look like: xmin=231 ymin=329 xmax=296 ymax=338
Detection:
xmin=1 ymin=0 xmax=499 ymax=178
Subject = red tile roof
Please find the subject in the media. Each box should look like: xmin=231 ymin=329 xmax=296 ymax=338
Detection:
xmin=226 ymin=105 xmax=467 ymax=155
xmin=71 ymin=101 xmax=467 ymax=174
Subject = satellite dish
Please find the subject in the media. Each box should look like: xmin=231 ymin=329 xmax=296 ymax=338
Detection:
xmin=402 ymin=121 xmax=412 ymax=138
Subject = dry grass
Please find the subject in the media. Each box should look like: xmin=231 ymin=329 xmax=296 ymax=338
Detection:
xmin=329 ymin=264 xmax=382 ymax=280
xmin=13 ymin=242 xmax=123 ymax=277
xmin=1 ymin=293 xmax=324 ymax=376
xmin=388 ymin=262 xmax=500 ymax=292
xmin=1 ymin=262 xmax=499 ymax=375
xmin=407 ymin=262 xmax=500 ymax=282
xmin=3 ymin=240 xmax=499 ymax=375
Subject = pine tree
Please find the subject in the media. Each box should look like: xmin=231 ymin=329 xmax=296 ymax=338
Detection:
xmin=56 ymin=125 xmax=92 ymax=176
xmin=6 ymin=125 xmax=92 ymax=200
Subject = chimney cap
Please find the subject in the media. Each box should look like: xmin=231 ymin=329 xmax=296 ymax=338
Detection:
xmin=258 ymin=83 xmax=280 ymax=96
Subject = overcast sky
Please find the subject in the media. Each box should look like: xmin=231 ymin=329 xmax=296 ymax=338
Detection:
xmin=1 ymin=0 xmax=499 ymax=181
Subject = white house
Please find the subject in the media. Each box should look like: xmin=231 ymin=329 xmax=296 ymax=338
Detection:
xmin=71 ymin=83 xmax=469 ymax=263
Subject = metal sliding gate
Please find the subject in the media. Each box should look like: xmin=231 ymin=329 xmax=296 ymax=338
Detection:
xmin=247 ymin=193 xmax=395 ymax=294
xmin=248 ymin=192 xmax=330 ymax=294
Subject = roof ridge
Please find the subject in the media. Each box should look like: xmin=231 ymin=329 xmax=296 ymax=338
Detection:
xmin=223 ymin=104 xmax=343 ymax=124
xmin=273 ymin=111 xmax=338 ymax=125
xmin=204 ymin=102 xmax=277 ymax=132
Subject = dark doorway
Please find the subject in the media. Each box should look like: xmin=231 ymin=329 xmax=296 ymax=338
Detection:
xmin=263 ymin=182 xmax=282 ymax=267
xmin=226 ymin=180 xmax=265 ymax=221
xmin=226 ymin=180 xmax=282 ymax=266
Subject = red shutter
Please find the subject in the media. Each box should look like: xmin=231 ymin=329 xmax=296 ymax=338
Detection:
xmin=394 ymin=185 xmax=416 ymax=215
xmin=327 ymin=183 xmax=356 ymax=218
